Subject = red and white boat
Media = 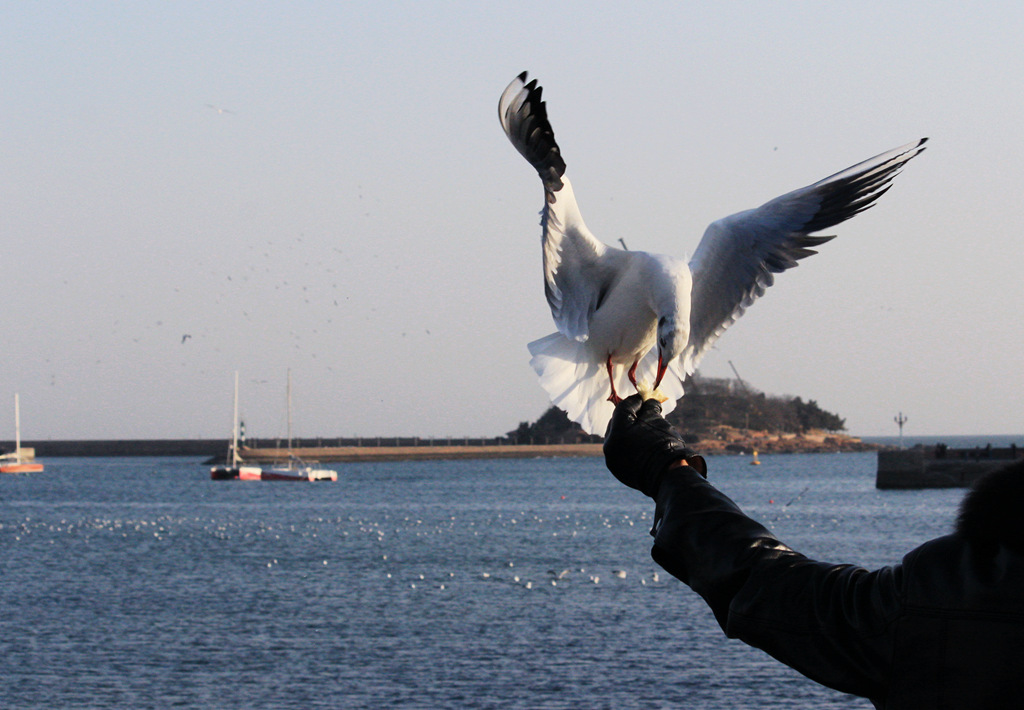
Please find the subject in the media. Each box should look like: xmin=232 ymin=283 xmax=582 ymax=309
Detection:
xmin=210 ymin=372 xmax=263 ymax=480
xmin=1 ymin=394 xmax=44 ymax=474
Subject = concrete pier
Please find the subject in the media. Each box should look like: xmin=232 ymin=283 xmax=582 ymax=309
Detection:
xmin=877 ymin=446 xmax=1022 ymax=489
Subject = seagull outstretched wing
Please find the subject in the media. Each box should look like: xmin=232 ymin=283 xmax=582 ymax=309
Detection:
xmin=683 ymin=138 xmax=927 ymax=374
xmin=499 ymin=72 xmax=627 ymax=342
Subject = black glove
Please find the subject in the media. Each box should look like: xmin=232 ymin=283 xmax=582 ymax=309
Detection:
xmin=603 ymin=394 xmax=706 ymax=497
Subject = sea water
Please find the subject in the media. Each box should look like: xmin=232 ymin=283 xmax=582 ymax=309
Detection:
xmin=0 ymin=452 xmax=977 ymax=709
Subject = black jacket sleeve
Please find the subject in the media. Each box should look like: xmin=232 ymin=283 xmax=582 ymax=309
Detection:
xmin=649 ymin=465 xmax=903 ymax=701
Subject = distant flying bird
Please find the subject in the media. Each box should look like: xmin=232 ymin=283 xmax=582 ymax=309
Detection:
xmin=181 ymin=334 xmax=191 ymax=344
xmin=205 ymin=103 xmax=235 ymax=115
xmin=498 ymin=71 xmax=926 ymax=435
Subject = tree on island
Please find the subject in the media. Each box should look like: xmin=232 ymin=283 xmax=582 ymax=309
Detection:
xmin=508 ymin=374 xmax=845 ymax=443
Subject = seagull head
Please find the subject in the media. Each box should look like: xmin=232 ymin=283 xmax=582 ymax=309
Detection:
xmin=655 ymin=315 xmax=685 ymax=389
xmin=645 ymin=256 xmax=691 ymax=390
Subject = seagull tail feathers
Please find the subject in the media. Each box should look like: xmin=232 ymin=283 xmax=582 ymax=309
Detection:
xmin=528 ymin=333 xmax=614 ymax=436
xmin=527 ymin=333 xmax=684 ymax=436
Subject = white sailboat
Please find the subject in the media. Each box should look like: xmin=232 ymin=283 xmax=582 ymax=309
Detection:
xmin=210 ymin=372 xmax=262 ymax=480
xmin=262 ymin=370 xmax=337 ymax=482
xmin=1 ymin=394 xmax=44 ymax=474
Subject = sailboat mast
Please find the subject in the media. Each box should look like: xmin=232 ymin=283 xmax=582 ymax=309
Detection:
xmin=14 ymin=393 xmax=21 ymax=463
xmin=230 ymin=371 xmax=240 ymax=466
xmin=287 ymin=368 xmax=293 ymax=453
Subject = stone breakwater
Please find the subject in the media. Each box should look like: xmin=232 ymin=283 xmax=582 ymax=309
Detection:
xmin=239 ymin=443 xmax=605 ymax=463
xmin=240 ymin=429 xmax=877 ymax=463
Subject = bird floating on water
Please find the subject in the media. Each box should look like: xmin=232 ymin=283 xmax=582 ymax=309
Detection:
xmin=498 ymin=71 xmax=926 ymax=435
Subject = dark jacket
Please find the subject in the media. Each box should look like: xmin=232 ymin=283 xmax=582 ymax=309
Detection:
xmin=649 ymin=460 xmax=1024 ymax=709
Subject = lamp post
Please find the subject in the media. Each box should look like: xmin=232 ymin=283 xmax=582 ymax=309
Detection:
xmin=894 ymin=412 xmax=908 ymax=449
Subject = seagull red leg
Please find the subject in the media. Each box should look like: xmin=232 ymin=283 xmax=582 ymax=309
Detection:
xmin=627 ymin=360 xmax=640 ymax=390
xmin=606 ymin=356 xmax=621 ymax=404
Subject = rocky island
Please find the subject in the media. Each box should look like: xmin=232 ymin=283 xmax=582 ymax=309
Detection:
xmin=508 ymin=375 xmax=881 ymax=455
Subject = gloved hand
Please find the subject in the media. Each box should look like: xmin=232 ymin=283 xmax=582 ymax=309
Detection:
xmin=604 ymin=394 xmax=706 ymax=497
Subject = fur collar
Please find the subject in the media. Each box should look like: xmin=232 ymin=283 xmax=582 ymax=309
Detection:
xmin=956 ymin=460 xmax=1024 ymax=554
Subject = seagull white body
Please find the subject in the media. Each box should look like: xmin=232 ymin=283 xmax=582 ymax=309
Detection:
xmin=499 ymin=72 xmax=925 ymax=435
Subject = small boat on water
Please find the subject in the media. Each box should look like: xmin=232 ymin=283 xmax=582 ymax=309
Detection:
xmin=750 ymin=450 xmax=761 ymax=466
xmin=261 ymin=454 xmax=337 ymax=482
xmin=210 ymin=372 xmax=263 ymax=480
xmin=259 ymin=370 xmax=337 ymax=482
xmin=1 ymin=394 xmax=44 ymax=474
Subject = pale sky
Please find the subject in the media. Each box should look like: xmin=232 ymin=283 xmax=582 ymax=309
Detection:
xmin=2 ymin=2 xmax=1022 ymax=440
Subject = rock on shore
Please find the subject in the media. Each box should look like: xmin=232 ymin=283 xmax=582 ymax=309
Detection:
xmin=692 ymin=426 xmax=882 ymax=455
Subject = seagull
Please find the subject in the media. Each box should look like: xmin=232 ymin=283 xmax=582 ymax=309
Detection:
xmin=498 ymin=72 xmax=926 ymax=435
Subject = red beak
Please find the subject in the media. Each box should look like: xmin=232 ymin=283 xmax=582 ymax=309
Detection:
xmin=654 ymin=350 xmax=668 ymax=389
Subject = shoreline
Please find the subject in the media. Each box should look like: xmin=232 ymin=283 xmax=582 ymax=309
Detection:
xmin=7 ymin=429 xmax=884 ymax=461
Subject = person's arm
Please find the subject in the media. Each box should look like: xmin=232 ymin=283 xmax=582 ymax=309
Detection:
xmin=605 ymin=395 xmax=900 ymax=700
xmin=650 ymin=465 xmax=899 ymax=698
